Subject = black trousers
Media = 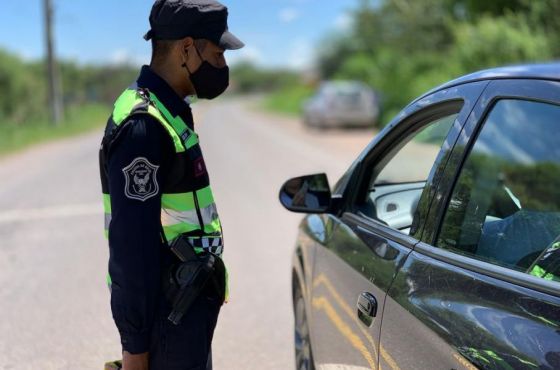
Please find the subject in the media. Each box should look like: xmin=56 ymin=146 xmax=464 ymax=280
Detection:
xmin=148 ymin=293 xmax=222 ymax=370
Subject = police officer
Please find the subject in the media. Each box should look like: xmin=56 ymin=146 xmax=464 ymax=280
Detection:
xmin=99 ymin=1 xmax=244 ymax=369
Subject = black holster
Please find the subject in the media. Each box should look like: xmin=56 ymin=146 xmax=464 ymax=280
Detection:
xmin=164 ymin=235 xmax=226 ymax=325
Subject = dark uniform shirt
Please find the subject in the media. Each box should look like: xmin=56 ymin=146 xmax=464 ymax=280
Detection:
xmin=99 ymin=66 xmax=205 ymax=354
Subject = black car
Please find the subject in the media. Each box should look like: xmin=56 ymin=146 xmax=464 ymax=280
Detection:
xmin=280 ymin=64 xmax=560 ymax=370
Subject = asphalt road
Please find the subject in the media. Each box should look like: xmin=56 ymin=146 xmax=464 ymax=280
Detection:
xmin=0 ymin=99 xmax=373 ymax=370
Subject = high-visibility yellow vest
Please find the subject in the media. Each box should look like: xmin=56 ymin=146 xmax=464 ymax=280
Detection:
xmin=101 ymin=88 xmax=226 ymax=293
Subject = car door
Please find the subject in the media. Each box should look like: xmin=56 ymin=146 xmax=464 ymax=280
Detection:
xmin=379 ymin=79 xmax=560 ymax=370
xmin=308 ymin=81 xmax=488 ymax=370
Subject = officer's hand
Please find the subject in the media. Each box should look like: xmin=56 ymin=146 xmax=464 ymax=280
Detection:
xmin=122 ymin=351 xmax=149 ymax=370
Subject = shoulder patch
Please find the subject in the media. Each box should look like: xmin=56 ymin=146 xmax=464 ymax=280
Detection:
xmin=122 ymin=157 xmax=160 ymax=201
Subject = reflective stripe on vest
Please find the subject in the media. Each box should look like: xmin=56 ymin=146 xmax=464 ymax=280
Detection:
xmin=528 ymin=241 xmax=560 ymax=282
xmin=103 ymin=193 xmax=111 ymax=239
xmin=161 ymin=185 xmax=222 ymax=243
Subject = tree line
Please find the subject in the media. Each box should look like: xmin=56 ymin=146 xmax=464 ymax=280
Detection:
xmin=0 ymin=49 xmax=137 ymax=125
xmin=3 ymin=0 xmax=559 ymax=126
xmin=235 ymin=0 xmax=560 ymax=124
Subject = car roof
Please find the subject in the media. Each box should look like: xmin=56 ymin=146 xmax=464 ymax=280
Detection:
xmin=416 ymin=62 xmax=560 ymax=102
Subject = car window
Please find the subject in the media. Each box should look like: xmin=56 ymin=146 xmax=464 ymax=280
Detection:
xmin=437 ymin=99 xmax=560 ymax=283
xmin=375 ymin=114 xmax=457 ymax=184
xmin=359 ymin=112 xmax=458 ymax=233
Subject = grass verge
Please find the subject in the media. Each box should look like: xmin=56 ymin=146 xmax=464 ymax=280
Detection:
xmin=262 ymin=84 xmax=314 ymax=116
xmin=0 ymin=104 xmax=108 ymax=156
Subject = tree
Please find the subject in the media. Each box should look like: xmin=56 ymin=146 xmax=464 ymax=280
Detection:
xmin=0 ymin=50 xmax=46 ymax=124
xmin=315 ymin=0 xmax=556 ymax=125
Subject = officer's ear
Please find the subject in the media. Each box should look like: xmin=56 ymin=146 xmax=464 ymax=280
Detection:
xmin=181 ymin=37 xmax=195 ymax=58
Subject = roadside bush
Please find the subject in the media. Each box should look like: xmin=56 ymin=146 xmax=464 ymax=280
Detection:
xmin=263 ymin=84 xmax=314 ymax=116
xmin=0 ymin=48 xmax=137 ymax=125
xmin=451 ymin=15 xmax=551 ymax=72
xmin=231 ymin=62 xmax=301 ymax=94
xmin=0 ymin=50 xmax=46 ymax=124
xmin=306 ymin=0 xmax=557 ymax=127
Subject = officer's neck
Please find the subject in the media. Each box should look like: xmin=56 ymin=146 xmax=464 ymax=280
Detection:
xmin=150 ymin=62 xmax=195 ymax=99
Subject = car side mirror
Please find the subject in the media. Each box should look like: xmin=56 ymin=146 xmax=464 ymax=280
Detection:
xmin=279 ymin=173 xmax=332 ymax=213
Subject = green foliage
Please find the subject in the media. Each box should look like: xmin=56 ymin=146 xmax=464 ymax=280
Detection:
xmin=0 ymin=50 xmax=46 ymax=123
xmin=503 ymin=161 xmax=560 ymax=212
xmin=451 ymin=15 xmax=551 ymax=72
xmin=0 ymin=103 xmax=107 ymax=155
xmin=262 ymin=84 xmax=314 ymax=116
xmin=230 ymin=62 xmax=301 ymax=93
xmin=59 ymin=62 xmax=137 ymax=105
xmin=233 ymin=0 xmax=560 ymax=124
xmin=314 ymin=0 xmax=558 ymax=126
xmin=454 ymin=0 xmax=527 ymax=19
xmin=0 ymin=48 xmax=134 ymax=155
xmin=521 ymin=0 xmax=560 ymax=55
xmin=0 ymin=48 xmax=136 ymax=126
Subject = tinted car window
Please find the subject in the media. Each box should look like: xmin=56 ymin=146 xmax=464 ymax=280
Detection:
xmin=359 ymin=112 xmax=457 ymax=233
xmin=438 ymin=99 xmax=560 ymax=282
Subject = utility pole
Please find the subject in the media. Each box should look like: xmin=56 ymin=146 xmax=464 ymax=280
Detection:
xmin=44 ymin=0 xmax=63 ymax=125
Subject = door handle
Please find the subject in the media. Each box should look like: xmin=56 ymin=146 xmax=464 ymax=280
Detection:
xmin=357 ymin=292 xmax=377 ymax=327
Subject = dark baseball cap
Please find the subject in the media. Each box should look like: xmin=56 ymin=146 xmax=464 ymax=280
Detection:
xmin=144 ymin=0 xmax=244 ymax=50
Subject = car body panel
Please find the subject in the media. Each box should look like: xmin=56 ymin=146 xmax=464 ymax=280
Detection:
xmin=380 ymin=248 xmax=560 ymax=370
xmin=308 ymin=213 xmax=415 ymax=369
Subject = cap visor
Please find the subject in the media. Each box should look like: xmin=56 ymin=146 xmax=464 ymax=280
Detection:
xmin=219 ymin=31 xmax=244 ymax=50
xmin=143 ymin=29 xmax=154 ymax=41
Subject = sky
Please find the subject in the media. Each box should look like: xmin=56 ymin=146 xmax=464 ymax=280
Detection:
xmin=0 ymin=0 xmax=358 ymax=69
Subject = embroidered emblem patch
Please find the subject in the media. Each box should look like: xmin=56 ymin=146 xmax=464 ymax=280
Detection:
xmin=122 ymin=157 xmax=159 ymax=201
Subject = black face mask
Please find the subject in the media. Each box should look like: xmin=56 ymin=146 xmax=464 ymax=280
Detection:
xmin=185 ymin=47 xmax=229 ymax=100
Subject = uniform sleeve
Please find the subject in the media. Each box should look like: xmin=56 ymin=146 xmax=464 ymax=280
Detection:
xmin=106 ymin=116 xmax=168 ymax=354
